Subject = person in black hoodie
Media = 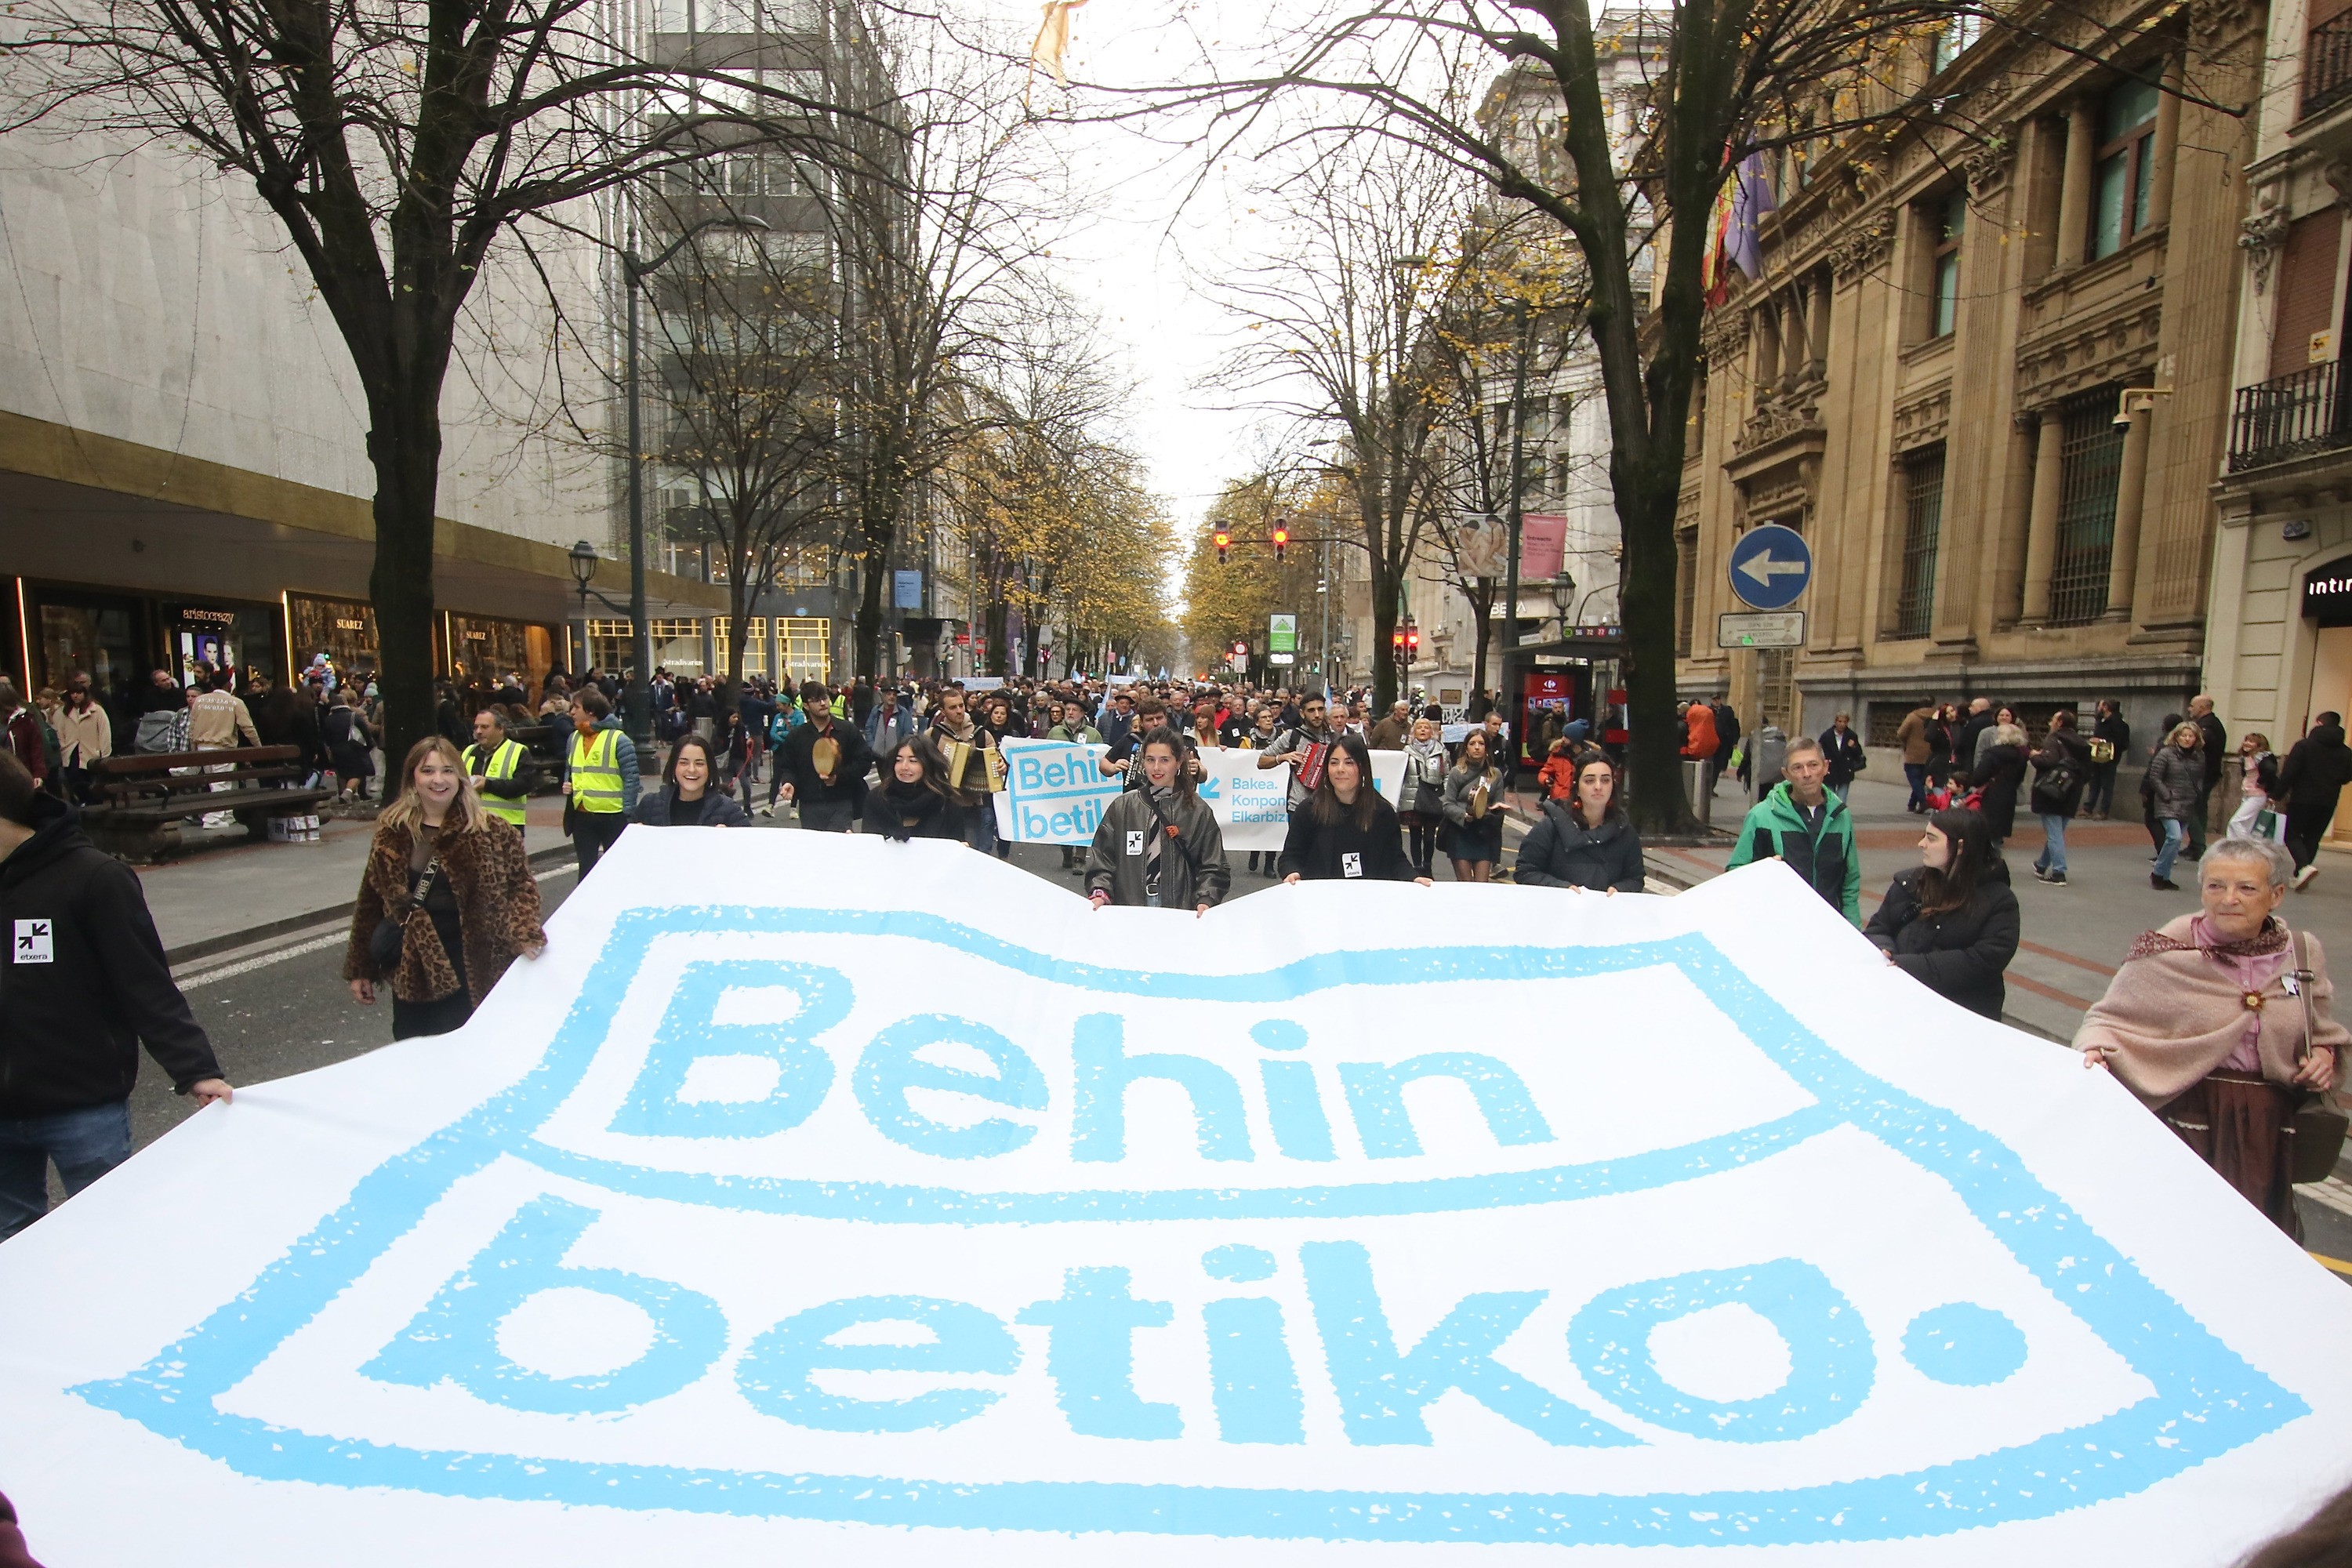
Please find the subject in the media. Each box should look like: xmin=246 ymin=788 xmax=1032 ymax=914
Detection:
xmin=2278 ymin=713 xmax=2352 ymax=888
xmin=1514 ymin=754 xmax=1646 ymax=893
xmin=1278 ymin=734 xmax=1430 ymax=884
xmin=872 ymin=735 xmax=967 ymax=842
xmin=0 ymin=753 xmax=230 ymax=1240
xmin=1865 ymin=807 xmax=2020 ymax=1021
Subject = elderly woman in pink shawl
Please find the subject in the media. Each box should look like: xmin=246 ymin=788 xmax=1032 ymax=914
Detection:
xmin=2077 ymin=837 xmax=2346 ymax=1236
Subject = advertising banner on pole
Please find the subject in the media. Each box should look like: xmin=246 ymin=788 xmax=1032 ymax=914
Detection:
xmin=1269 ymin=615 xmax=1298 ymax=654
xmin=4 ymin=839 xmax=2348 ymax=1566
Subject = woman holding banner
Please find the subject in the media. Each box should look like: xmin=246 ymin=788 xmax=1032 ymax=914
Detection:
xmin=1086 ymin=728 xmax=1229 ymax=913
xmin=1442 ymin=731 xmax=1506 ymax=884
xmin=345 ymin=738 xmax=546 ymax=1040
xmin=1279 ymin=734 xmax=1431 ymax=886
xmin=2077 ymin=837 xmax=2344 ymax=1237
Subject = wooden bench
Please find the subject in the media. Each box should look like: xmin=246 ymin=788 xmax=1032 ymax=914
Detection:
xmin=84 ymin=746 xmax=338 ymax=862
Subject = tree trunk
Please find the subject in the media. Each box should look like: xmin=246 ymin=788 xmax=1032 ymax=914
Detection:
xmin=985 ymin=593 xmax=1010 ymax=677
xmin=364 ymin=396 xmax=444 ymax=771
xmin=1369 ymin=586 xmax=1397 ymax=712
xmin=1613 ymin=446 xmax=1689 ymax=835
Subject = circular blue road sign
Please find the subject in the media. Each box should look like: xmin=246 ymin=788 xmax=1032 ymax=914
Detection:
xmin=1728 ymin=524 xmax=1813 ymax=610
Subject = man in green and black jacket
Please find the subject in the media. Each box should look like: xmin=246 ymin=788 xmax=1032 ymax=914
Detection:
xmin=1727 ymin=735 xmax=1860 ymax=925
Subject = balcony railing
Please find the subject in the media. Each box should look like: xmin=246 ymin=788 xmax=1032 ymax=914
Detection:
xmin=2229 ymin=362 xmax=2352 ymax=473
xmin=2308 ymin=11 xmax=2352 ymax=118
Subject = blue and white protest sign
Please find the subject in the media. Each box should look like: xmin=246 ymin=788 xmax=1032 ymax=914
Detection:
xmin=5 ymin=836 xmax=2350 ymax=1566
xmin=993 ymin=737 xmax=1117 ymax=844
xmin=1192 ymin=746 xmax=1407 ymax=851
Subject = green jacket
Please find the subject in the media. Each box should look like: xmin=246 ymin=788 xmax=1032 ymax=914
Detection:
xmin=1727 ymin=781 xmax=1860 ymax=925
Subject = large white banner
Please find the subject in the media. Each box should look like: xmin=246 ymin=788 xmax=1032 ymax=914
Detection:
xmin=5 ymin=838 xmax=2351 ymax=1566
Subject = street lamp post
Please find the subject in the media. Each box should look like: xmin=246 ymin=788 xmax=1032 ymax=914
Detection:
xmin=622 ymin=213 xmax=770 ymax=751
xmin=1548 ymin=568 xmax=1578 ymax=641
xmin=1504 ymin=296 xmax=1534 ymax=673
xmin=568 ymin=539 xmax=635 ymax=675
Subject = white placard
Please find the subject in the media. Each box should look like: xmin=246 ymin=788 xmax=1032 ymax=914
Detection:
xmin=1192 ymin=746 xmax=1409 ymax=852
xmin=4 ymin=839 xmax=2349 ymax=1566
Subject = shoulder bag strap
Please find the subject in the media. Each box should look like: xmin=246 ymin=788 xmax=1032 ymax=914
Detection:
xmin=1143 ymin=793 xmax=1202 ymax=877
xmin=2294 ymin=928 xmax=2319 ymax=1068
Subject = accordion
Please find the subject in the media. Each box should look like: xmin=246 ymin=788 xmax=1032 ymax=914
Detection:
xmin=1296 ymin=739 xmax=1330 ymax=793
xmin=942 ymin=739 xmax=1007 ymax=795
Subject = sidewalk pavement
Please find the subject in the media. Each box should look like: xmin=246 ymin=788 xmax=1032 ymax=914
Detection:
xmin=136 ymin=799 xmax=577 ymax=964
xmin=1618 ymin=773 xmax=2352 ymax=1044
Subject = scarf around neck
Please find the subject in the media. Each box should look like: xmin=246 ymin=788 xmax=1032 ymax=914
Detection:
xmin=2128 ymin=916 xmax=2289 ymax=963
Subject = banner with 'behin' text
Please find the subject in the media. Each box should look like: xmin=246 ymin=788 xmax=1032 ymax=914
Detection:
xmin=3 ymin=832 xmax=2350 ymax=1565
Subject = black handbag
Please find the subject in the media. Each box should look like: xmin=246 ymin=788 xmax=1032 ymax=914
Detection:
xmin=2289 ymin=928 xmax=2350 ymax=1186
xmin=368 ymin=853 xmax=440 ymax=973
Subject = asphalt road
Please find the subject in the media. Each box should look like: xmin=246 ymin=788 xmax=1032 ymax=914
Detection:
xmin=61 ymin=815 xmax=2352 ymax=1269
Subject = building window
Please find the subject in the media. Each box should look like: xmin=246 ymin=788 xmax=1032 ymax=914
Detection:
xmin=1931 ymin=192 xmax=1965 ymax=338
xmin=1675 ymin=527 xmax=1697 ymax=658
xmin=1894 ymin=448 xmax=1945 ymax=639
xmin=779 ymin=617 xmax=832 ymax=684
xmin=2050 ymin=392 xmax=2125 ymax=625
xmin=1933 ymin=13 xmax=1983 ymax=73
xmin=713 ymin=615 xmax=769 ymax=677
xmin=2092 ymin=78 xmax=2160 ymax=260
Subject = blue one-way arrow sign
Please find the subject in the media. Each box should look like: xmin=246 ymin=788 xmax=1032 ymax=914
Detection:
xmin=1727 ymin=523 xmax=1813 ymax=610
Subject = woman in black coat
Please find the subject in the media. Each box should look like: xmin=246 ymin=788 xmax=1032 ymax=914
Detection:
xmin=870 ymin=735 xmax=967 ymax=842
xmin=1278 ymin=734 xmax=1430 ymax=884
xmin=1515 ymin=753 xmax=1645 ymax=893
xmin=1864 ymin=808 xmax=2020 ymax=1020
xmin=1971 ymin=725 xmax=2028 ymax=843
xmin=630 ymin=734 xmax=751 ymax=826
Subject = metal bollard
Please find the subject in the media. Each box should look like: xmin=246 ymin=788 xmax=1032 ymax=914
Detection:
xmin=1682 ymin=759 xmax=1711 ymax=826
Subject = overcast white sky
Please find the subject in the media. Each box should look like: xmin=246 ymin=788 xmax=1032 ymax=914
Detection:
xmin=984 ymin=0 xmax=1308 ymax=531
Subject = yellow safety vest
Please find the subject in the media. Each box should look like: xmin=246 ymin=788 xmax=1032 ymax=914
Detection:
xmin=568 ymin=728 xmax=625 ymax=814
xmin=470 ymin=738 xmax=528 ymax=826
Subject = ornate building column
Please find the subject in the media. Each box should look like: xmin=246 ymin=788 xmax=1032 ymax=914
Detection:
xmin=2103 ymin=403 xmax=2154 ymax=619
xmin=2148 ymin=53 xmax=2183 ymax=227
xmin=2021 ymin=408 xmax=2066 ymax=622
xmin=2056 ymin=102 xmax=2097 ymax=270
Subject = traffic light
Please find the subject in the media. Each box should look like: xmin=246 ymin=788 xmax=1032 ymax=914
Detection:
xmin=1406 ymin=626 xmax=1420 ymax=656
xmin=1272 ymin=524 xmax=1288 ymax=564
xmin=1391 ymin=627 xmax=1406 ymax=655
xmin=1213 ymin=529 xmax=1230 ymax=565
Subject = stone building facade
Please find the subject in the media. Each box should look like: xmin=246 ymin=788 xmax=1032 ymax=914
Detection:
xmin=1674 ymin=0 xmax=2261 ymax=764
xmin=2204 ymin=0 xmax=2352 ymax=850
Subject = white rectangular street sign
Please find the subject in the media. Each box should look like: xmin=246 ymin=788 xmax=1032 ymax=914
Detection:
xmin=1718 ymin=610 xmax=1806 ymax=649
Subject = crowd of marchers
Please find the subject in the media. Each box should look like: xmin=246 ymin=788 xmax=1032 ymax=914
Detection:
xmin=0 ymin=662 xmax=2346 ymax=1280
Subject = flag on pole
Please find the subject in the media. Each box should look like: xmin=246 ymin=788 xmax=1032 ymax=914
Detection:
xmin=1704 ymin=150 xmax=1776 ymax=307
xmin=1029 ymin=0 xmax=1090 ymax=87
